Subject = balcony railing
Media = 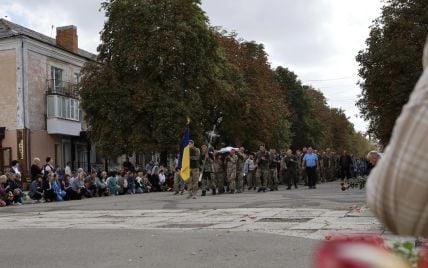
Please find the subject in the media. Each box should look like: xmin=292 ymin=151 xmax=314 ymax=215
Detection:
xmin=46 ymin=79 xmax=80 ymax=99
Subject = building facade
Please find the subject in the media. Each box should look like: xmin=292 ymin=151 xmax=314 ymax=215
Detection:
xmin=0 ymin=19 xmax=98 ymax=176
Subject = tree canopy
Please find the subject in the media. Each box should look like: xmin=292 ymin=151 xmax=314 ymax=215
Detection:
xmin=81 ymin=0 xmax=239 ymax=155
xmin=356 ymin=0 xmax=428 ymax=147
xmin=81 ymin=0 xmax=373 ymax=157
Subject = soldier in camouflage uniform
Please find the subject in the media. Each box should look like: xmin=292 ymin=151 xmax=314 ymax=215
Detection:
xmin=235 ymin=147 xmax=246 ymax=193
xmin=321 ymin=149 xmax=332 ymax=182
xmin=284 ymin=149 xmax=298 ymax=189
xmin=187 ymin=140 xmax=200 ymax=199
xmin=300 ymin=147 xmax=308 ymax=186
xmin=296 ymin=149 xmax=302 ymax=184
xmin=200 ymin=144 xmax=215 ymax=196
xmin=213 ymin=153 xmax=226 ymax=194
xmin=255 ymin=144 xmax=270 ymax=192
xmin=173 ymin=155 xmax=184 ymax=195
xmin=225 ymin=149 xmax=238 ymax=194
xmin=332 ymin=152 xmax=340 ymax=180
xmin=173 ymin=170 xmax=184 ymax=195
xmin=268 ymin=149 xmax=280 ymax=191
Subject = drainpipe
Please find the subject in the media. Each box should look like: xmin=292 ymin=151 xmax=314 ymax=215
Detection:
xmin=21 ymin=36 xmax=30 ymax=176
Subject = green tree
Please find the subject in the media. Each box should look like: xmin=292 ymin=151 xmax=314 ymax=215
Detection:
xmin=80 ymin=0 xmax=241 ymax=156
xmin=275 ymin=67 xmax=323 ymax=149
xmin=217 ymin=33 xmax=291 ymax=151
xmin=356 ymin=0 xmax=428 ymax=147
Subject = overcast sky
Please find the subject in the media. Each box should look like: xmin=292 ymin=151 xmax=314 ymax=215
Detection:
xmin=0 ymin=0 xmax=383 ymax=132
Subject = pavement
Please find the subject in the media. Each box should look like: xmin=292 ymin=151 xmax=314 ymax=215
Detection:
xmin=0 ymin=182 xmax=413 ymax=268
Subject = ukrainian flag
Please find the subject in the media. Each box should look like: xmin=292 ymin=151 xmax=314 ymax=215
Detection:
xmin=178 ymin=125 xmax=190 ymax=182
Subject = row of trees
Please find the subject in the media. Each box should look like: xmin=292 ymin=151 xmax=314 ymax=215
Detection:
xmin=357 ymin=0 xmax=428 ymax=147
xmin=80 ymin=0 xmax=373 ymax=157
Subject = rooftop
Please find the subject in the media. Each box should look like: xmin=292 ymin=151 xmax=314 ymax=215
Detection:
xmin=0 ymin=18 xmax=96 ymax=60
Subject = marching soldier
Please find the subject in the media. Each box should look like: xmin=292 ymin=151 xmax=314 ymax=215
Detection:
xmin=236 ymin=147 xmax=246 ymax=193
xmin=255 ymin=144 xmax=270 ymax=192
xmin=200 ymin=144 xmax=215 ymax=196
xmin=187 ymin=140 xmax=200 ymax=199
xmin=173 ymin=155 xmax=184 ymax=195
xmin=225 ymin=149 xmax=238 ymax=194
xmin=268 ymin=149 xmax=280 ymax=191
xmin=321 ymin=149 xmax=331 ymax=182
xmin=284 ymin=149 xmax=298 ymax=189
xmin=213 ymin=153 xmax=226 ymax=194
xmin=300 ymin=147 xmax=308 ymax=186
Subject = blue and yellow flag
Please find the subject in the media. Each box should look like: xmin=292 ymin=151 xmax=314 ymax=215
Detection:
xmin=178 ymin=125 xmax=190 ymax=182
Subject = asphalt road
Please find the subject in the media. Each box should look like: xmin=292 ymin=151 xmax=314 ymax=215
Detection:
xmin=1 ymin=229 xmax=316 ymax=268
xmin=0 ymin=182 xmax=366 ymax=268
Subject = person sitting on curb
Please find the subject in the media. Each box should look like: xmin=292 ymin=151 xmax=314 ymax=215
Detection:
xmin=0 ymin=175 xmax=11 ymax=207
xmin=29 ymin=174 xmax=43 ymax=202
xmin=43 ymin=173 xmax=56 ymax=202
xmin=106 ymin=172 xmax=120 ymax=196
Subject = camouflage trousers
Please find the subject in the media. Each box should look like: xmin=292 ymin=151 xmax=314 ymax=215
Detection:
xmin=268 ymin=168 xmax=279 ymax=190
xmin=201 ymin=172 xmax=216 ymax=191
xmin=214 ymin=172 xmax=226 ymax=193
xmin=235 ymin=171 xmax=244 ymax=192
xmin=187 ymin=168 xmax=200 ymax=197
xmin=173 ymin=172 xmax=184 ymax=193
xmin=227 ymin=168 xmax=237 ymax=191
xmin=256 ymin=168 xmax=269 ymax=189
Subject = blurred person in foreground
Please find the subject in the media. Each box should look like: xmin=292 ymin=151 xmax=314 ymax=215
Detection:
xmin=367 ymin=37 xmax=428 ymax=237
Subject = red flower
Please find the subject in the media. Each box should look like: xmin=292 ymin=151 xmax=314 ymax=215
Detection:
xmin=314 ymin=235 xmax=388 ymax=268
xmin=315 ymin=235 xmax=428 ymax=268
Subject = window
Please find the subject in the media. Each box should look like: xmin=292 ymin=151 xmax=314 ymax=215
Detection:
xmin=74 ymin=73 xmax=80 ymax=84
xmin=64 ymin=98 xmax=71 ymax=119
xmin=51 ymin=66 xmax=63 ymax=93
xmin=47 ymin=95 xmax=80 ymax=121
xmin=70 ymin=99 xmax=75 ymax=119
xmin=47 ymin=96 xmax=55 ymax=118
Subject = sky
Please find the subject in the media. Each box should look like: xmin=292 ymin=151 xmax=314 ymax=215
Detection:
xmin=0 ymin=0 xmax=384 ymax=133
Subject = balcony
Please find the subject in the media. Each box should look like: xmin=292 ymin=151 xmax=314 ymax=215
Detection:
xmin=46 ymin=80 xmax=82 ymax=136
xmin=47 ymin=118 xmax=81 ymax=136
xmin=46 ymin=79 xmax=80 ymax=99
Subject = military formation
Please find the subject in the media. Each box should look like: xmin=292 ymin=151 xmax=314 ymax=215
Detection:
xmin=175 ymin=142 xmax=370 ymax=199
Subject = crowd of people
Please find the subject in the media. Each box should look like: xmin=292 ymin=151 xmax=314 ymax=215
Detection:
xmin=0 ymin=145 xmax=374 ymax=206
xmin=0 ymin=156 xmax=173 ymax=206
xmin=181 ymin=141 xmax=375 ymax=199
